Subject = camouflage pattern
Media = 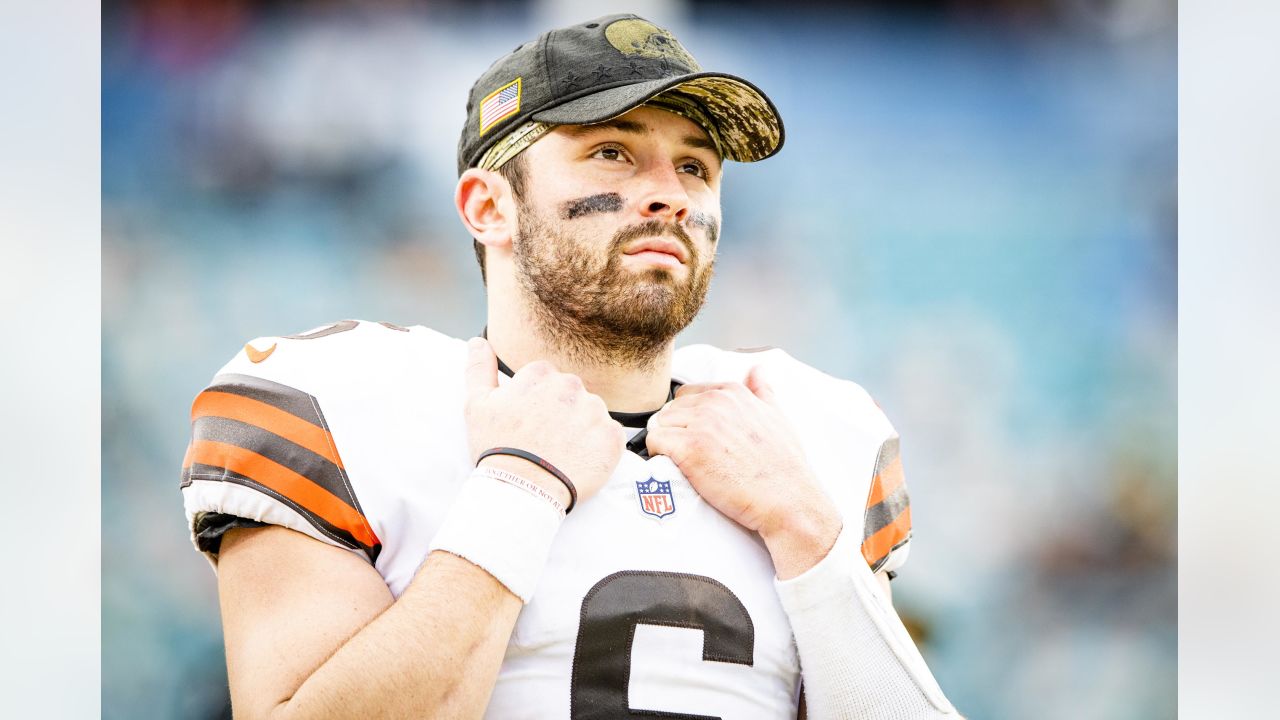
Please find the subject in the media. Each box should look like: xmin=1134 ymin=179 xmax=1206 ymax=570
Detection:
xmin=478 ymin=120 xmax=554 ymax=171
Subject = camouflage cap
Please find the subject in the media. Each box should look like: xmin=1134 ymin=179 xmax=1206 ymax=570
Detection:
xmin=457 ymin=13 xmax=785 ymax=174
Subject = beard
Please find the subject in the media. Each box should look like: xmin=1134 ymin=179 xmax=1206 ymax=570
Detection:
xmin=512 ymin=200 xmax=714 ymax=369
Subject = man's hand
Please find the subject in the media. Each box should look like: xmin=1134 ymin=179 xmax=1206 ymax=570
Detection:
xmin=464 ymin=337 xmax=625 ymax=505
xmin=646 ymin=366 xmax=842 ymax=579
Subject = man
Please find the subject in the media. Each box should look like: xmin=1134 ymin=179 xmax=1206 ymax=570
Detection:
xmin=180 ymin=13 xmax=961 ymax=719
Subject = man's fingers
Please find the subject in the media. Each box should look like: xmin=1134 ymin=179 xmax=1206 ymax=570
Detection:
xmin=673 ymin=381 xmax=741 ymax=399
xmin=511 ymin=359 xmax=559 ymax=386
xmin=464 ymin=337 xmax=498 ymax=403
xmin=745 ymin=365 xmax=778 ymax=406
xmin=644 ymin=426 xmax=689 ymax=465
xmin=647 ymin=406 xmax=695 ymax=433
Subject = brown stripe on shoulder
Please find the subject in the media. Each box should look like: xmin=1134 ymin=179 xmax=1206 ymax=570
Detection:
xmin=863 ymin=482 xmax=910 ymax=541
xmin=189 ymin=416 xmax=352 ymax=505
xmin=283 ymin=319 xmax=360 ymax=340
xmin=865 ymin=436 xmax=904 ymax=505
xmin=179 ymin=374 xmax=380 ymax=562
xmin=203 ymin=373 xmax=324 ymax=425
xmin=864 ymin=530 xmax=912 ymax=573
xmin=862 ymin=487 xmax=911 ymax=570
xmin=182 ymin=461 xmax=380 ymax=561
xmin=874 ymin=436 xmax=901 ymax=477
xmin=191 ymin=389 xmax=341 ymax=467
xmin=863 ymin=506 xmax=911 ymax=571
xmin=182 ymin=443 xmax=379 ymax=558
xmin=861 ymin=436 xmax=911 ymax=570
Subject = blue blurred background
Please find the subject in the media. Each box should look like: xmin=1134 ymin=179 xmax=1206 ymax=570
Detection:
xmin=102 ymin=0 xmax=1176 ymax=717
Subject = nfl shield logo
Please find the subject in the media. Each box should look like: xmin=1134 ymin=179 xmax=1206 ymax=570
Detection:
xmin=636 ymin=478 xmax=676 ymax=519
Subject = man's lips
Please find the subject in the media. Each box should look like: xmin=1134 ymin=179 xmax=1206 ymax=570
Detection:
xmin=621 ymin=237 xmax=688 ymax=264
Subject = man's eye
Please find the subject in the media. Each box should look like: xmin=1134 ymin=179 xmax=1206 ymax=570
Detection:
xmin=592 ymin=145 xmax=628 ymax=163
xmin=678 ymin=160 xmax=709 ymax=179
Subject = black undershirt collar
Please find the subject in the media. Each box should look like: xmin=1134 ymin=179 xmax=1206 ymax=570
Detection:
xmin=481 ymin=328 xmax=679 ymax=458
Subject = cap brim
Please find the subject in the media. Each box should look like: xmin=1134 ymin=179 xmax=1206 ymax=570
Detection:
xmin=531 ymin=72 xmax=784 ymax=163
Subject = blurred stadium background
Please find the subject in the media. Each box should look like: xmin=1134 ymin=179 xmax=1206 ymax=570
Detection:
xmin=101 ymin=0 xmax=1176 ymax=717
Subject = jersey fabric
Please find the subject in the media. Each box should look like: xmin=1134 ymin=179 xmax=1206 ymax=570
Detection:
xmin=180 ymin=320 xmax=913 ymax=719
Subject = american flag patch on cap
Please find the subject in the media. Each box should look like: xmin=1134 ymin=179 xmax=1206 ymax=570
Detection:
xmin=479 ymin=78 xmax=522 ymax=136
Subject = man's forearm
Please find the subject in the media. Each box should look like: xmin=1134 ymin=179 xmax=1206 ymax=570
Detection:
xmin=268 ymin=551 xmax=521 ymax=720
xmin=775 ymin=525 xmax=962 ymax=719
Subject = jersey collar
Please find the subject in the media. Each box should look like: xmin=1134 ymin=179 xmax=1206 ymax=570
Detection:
xmin=480 ymin=328 xmax=680 ymax=459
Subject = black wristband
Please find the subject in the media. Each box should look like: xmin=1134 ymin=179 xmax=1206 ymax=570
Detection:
xmin=477 ymin=447 xmax=578 ymax=514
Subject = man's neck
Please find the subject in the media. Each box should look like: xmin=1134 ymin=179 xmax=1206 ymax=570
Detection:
xmin=486 ymin=311 xmax=675 ymax=415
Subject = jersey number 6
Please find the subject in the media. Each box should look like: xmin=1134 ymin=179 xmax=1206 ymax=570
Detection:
xmin=569 ymin=571 xmax=755 ymax=720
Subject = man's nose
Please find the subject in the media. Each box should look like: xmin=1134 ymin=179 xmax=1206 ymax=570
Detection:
xmin=636 ymin=164 xmax=690 ymax=223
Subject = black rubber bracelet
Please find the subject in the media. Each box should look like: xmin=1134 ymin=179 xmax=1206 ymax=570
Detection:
xmin=477 ymin=447 xmax=578 ymax=514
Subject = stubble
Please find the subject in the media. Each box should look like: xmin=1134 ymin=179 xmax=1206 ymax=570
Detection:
xmin=512 ymin=200 xmax=715 ymax=369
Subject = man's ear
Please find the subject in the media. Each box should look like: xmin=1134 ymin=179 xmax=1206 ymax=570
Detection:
xmin=455 ymin=168 xmax=516 ymax=251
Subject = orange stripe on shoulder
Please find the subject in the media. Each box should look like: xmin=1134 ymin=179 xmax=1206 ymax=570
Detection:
xmin=191 ymin=390 xmax=344 ymax=469
xmin=862 ymin=505 xmax=911 ymax=567
xmin=865 ymin=455 xmax=904 ymax=507
xmin=187 ymin=439 xmax=377 ymax=549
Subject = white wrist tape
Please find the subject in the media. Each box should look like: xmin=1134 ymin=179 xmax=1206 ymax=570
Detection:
xmin=775 ymin=524 xmax=961 ymax=719
xmin=427 ymin=467 xmax=565 ymax=603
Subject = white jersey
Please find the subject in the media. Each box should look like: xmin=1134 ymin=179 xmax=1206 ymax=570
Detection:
xmin=180 ymin=320 xmax=913 ymax=719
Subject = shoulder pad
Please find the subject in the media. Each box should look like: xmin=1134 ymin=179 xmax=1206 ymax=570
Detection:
xmin=674 ymin=342 xmax=912 ymax=573
xmin=861 ymin=435 xmax=912 ymax=573
xmin=181 ymin=369 xmax=381 ymax=561
xmin=179 ymin=320 xmax=446 ymax=562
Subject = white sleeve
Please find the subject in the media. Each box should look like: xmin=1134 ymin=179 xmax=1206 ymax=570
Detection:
xmin=179 ymin=365 xmax=381 ymax=565
xmin=775 ymin=524 xmax=962 ymax=719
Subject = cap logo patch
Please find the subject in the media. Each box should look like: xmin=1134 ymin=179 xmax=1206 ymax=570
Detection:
xmin=605 ymin=19 xmax=701 ymax=71
xmin=479 ymin=78 xmax=522 ymax=136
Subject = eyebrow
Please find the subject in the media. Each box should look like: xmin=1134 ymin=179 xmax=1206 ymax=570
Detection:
xmin=564 ymin=119 xmax=719 ymax=155
xmin=682 ymin=134 xmax=718 ymax=153
xmin=562 ymin=119 xmax=648 ymax=137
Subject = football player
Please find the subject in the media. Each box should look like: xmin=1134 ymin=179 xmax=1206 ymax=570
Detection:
xmin=181 ymin=13 xmax=962 ymax=719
